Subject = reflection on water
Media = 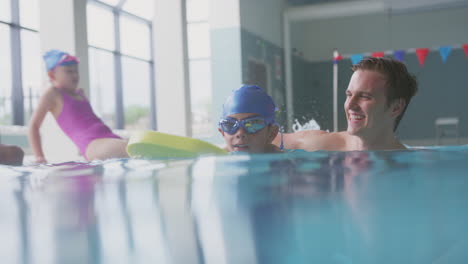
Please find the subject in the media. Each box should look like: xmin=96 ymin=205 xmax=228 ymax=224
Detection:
xmin=1 ymin=146 xmax=468 ymax=263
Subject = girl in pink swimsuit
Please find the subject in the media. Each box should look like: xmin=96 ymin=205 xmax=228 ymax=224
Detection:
xmin=28 ymin=50 xmax=129 ymax=163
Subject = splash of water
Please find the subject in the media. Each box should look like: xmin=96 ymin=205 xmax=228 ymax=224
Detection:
xmin=292 ymin=118 xmax=321 ymax=132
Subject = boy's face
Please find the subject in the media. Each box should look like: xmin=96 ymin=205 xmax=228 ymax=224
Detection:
xmin=218 ymin=113 xmax=279 ymax=153
xmin=48 ymin=64 xmax=80 ymax=91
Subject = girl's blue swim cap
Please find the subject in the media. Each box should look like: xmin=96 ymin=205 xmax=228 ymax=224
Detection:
xmin=222 ymin=85 xmax=277 ymax=123
xmin=43 ymin=49 xmax=79 ymax=72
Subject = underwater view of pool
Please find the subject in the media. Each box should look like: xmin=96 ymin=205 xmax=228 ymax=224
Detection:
xmin=1 ymin=146 xmax=468 ymax=263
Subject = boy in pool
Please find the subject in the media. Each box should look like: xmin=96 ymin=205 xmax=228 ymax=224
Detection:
xmin=218 ymin=85 xmax=282 ymax=154
xmin=28 ymin=50 xmax=129 ymax=163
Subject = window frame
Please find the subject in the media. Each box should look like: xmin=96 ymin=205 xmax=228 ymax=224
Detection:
xmin=185 ymin=0 xmax=213 ymax=138
xmin=0 ymin=0 xmax=39 ymax=125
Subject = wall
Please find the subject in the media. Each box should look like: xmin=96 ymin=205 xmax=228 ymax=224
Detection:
xmin=210 ymin=27 xmax=243 ymax=125
xmin=239 ymin=0 xmax=284 ymax=47
xmin=154 ymin=0 xmax=191 ymax=136
xmin=292 ymin=6 xmax=468 ymax=61
xmin=397 ymin=48 xmax=468 ymax=140
xmin=239 ymin=0 xmax=287 ymax=126
xmin=240 ymin=30 xmax=287 ymax=126
xmin=209 ymin=0 xmax=243 ymax=143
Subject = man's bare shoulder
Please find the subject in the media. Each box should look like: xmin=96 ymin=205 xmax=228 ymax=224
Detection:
xmin=304 ymin=131 xmax=349 ymax=151
xmin=295 ymin=129 xmax=329 ymax=137
xmin=282 ymin=130 xmax=344 ymax=151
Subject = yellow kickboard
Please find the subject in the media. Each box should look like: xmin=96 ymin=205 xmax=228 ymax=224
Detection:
xmin=127 ymin=131 xmax=228 ymax=159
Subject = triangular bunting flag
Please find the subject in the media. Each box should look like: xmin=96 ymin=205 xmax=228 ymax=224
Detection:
xmin=351 ymin=54 xmax=363 ymax=65
xmin=333 ymin=50 xmax=343 ymax=64
xmin=415 ymin=48 xmax=430 ymax=67
xmin=393 ymin=50 xmax=405 ymax=62
xmin=371 ymin=52 xmax=385 ymax=58
xmin=463 ymin=44 xmax=468 ymax=59
xmin=438 ymin=46 xmax=452 ymax=63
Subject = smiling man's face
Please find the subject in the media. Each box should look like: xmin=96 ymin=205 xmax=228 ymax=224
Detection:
xmin=344 ymin=70 xmax=396 ymax=137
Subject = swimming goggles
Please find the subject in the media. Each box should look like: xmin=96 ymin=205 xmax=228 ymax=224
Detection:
xmin=219 ymin=116 xmax=270 ymax=135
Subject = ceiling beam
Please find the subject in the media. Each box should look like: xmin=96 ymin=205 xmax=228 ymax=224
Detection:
xmin=285 ymin=0 xmax=385 ymax=21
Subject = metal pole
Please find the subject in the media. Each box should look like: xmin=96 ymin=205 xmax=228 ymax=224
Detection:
xmin=333 ymin=49 xmax=338 ymax=132
xmin=283 ymin=12 xmax=294 ymax=132
xmin=11 ymin=0 xmax=24 ymax=125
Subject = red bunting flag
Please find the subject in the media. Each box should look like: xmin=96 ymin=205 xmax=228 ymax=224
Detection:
xmin=415 ymin=48 xmax=430 ymax=67
xmin=463 ymin=44 xmax=468 ymax=59
xmin=371 ymin=52 xmax=385 ymax=58
xmin=333 ymin=50 xmax=343 ymax=64
xmin=334 ymin=54 xmax=343 ymax=61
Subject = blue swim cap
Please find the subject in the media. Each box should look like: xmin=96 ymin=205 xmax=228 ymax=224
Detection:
xmin=222 ymin=85 xmax=277 ymax=123
xmin=43 ymin=49 xmax=79 ymax=72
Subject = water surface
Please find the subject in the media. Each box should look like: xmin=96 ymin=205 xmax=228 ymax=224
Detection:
xmin=1 ymin=146 xmax=468 ymax=263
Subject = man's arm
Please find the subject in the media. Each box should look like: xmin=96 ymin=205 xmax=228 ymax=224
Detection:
xmin=273 ymin=130 xmax=330 ymax=151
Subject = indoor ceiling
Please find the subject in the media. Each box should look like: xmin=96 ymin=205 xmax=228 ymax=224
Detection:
xmin=286 ymin=0 xmax=356 ymax=6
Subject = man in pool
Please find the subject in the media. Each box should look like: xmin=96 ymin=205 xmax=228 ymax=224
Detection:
xmin=218 ymin=85 xmax=282 ymax=153
xmin=274 ymin=57 xmax=418 ymax=151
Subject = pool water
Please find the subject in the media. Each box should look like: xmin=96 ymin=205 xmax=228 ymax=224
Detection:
xmin=1 ymin=146 xmax=468 ymax=263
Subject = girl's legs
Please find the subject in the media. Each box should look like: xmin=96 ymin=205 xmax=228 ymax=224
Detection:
xmin=85 ymin=138 xmax=129 ymax=161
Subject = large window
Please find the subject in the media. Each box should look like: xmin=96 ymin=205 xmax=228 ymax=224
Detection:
xmin=87 ymin=0 xmax=155 ymax=130
xmin=0 ymin=0 xmax=40 ymax=125
xmin=88 ymin=48 xmax=116 ymax=128
xmin=186 ymin=0 xmax=213 ymax=138
xmin=0 ymin=0 xmax=11 ymax=22
xmin=19 ymin=0 xmax=39 ymax=30
xmin=121 ymin=56 xmax=151 ymax=130
xmin=21 ymin=30 xmax=41 ymax=122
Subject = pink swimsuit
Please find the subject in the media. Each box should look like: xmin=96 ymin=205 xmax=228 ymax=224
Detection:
xmin=56 ymin=89 xmax=121 ymax=158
